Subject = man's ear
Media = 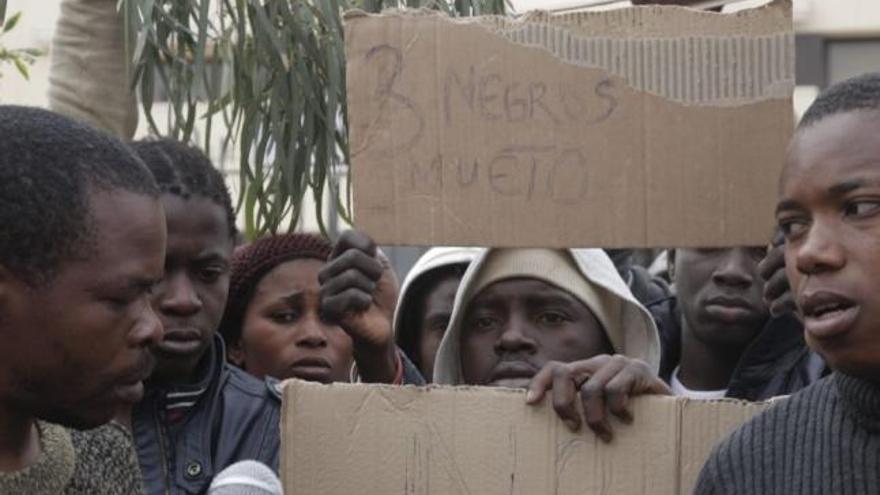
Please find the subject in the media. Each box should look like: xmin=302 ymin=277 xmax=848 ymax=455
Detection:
xmin=0 ymin=264 xmax=19 ymax=302
xmin=667 ymin=249 xmax=676 ymax=282
xmin=0 ymin=264 xmax=23 ymax=324
xmin=227 ymin=339 xmax=246 ymax=368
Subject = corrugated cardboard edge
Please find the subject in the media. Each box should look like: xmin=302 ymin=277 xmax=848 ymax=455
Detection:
xmin=343 ymin=1 xmax=793 ymax=106
xmin=674 ymin=396 xmax=771 ymax=492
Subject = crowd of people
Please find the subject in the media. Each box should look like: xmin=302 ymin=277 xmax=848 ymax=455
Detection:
xmin=1 ymin=1 xmax=880 ymax=492
xmin=1 ymin=71 xmax=879 ymax=494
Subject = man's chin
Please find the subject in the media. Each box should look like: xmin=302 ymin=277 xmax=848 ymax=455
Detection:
xmin=37 ymin=405 xmax=112 ymax=431
xmin=487 ymin=377 xmax=532 ymax=389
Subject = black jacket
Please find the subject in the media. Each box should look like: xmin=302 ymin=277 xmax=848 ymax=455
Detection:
xmin=648 ymin=297 xmax=827 ymax=401
xmin=133 ymin=335 xmax=281 ymax=495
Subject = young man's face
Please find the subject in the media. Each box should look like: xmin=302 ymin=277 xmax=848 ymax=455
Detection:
xmin=673 ymin=248 xmax=770 ymax=348
xmin=234 ymin=258 xmax=354 ymax=383
xmin=460 ymin=278 xmax=612 ymax=388
xmin=416 ymin=271 xmax=462 ymax=379
xmin=0 ymin=191 xmax=165 ymax=429
xmin=777 ymin=110 xmax=880 ymax=379
xmin=150 ymin=195 xmax=234 ymax=383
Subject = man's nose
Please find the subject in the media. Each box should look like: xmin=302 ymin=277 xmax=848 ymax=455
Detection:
xmin=794 ymin=218 xmax=845 ymax=276
xmin=495 ymin=316 xmax=537 ymax=354
xmin=712 ymin=248 xmax=756 ymax=288
xmin=157 ymin=272 xmax=202 ymax=316
xmin=132 ymin=300 xmax=164 ymax=348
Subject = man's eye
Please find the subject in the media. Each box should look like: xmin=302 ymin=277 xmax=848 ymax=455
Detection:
xmin=537 ymin=312 xmax=568 ymax=325
xmin=469 ymin=316 xmax=498 ymax=332
xmin=428 ymin=316 xmax=451 ymax=332
xmin=778 ymin=217 xmax=808 ymax=239
xmin=105 ymin=296 xmax=131 ymax=308
xmin=844 ymin=200 xmax=880 ymax=217
xmin=747 ymin=247 xmax=768 ymax=262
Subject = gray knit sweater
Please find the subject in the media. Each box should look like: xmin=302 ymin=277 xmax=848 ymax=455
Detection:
xmin=695 ymin=372 xmax=880 ymax=494
xmin=0 ymin=421 xmax=144 ymax=494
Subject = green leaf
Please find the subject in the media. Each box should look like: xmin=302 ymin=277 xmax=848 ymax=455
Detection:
xmin=0 ymin=1 xmax=7 ymax=26
xmin=3 ymin=11 xmax=20 ymax=33
xmin=13 ymin=57 xmax=28 ymax=79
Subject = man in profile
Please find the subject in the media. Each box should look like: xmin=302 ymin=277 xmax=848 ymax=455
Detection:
xmin=0 ymin=105 xmax=165 ymax=493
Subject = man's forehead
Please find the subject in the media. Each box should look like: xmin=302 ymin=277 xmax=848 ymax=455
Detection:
xmin=781 ymin=111 xmax=880 ymax=193
xmin=471 ymin=278 xmax=580 ymax=304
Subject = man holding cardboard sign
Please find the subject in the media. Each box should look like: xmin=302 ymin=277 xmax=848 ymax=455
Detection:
xmin=430 ymin=247 xmax=669 ymax=441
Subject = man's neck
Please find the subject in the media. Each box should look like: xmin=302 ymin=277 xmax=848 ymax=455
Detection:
xmin=0 ymin=405 xmax=40 ymax=472
xmin=149 ymin=347 xmax=212 ymax=389
xmin=678 ymin=319 xmax=745 ymax=392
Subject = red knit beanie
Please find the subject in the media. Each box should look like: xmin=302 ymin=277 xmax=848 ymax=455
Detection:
xmin=219 ymin=232 xmax=333 ymax=347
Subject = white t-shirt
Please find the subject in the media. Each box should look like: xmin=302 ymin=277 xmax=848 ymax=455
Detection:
xmin=670 ymin=367 xmax=727 ymax=400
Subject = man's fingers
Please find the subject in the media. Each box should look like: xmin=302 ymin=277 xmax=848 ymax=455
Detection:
xmin=579 ymin=355 xmax=628 ymax=443
xmin=329 ymin=230 xmax=377 ymax=259
xmin=550 ymin=365 xmax=582 ymax=432
xmin=320 ymin=268 xmax=377 ymax=298
xmin=763 ymin=267 xmax=789 ymax=300
xmin=320 ymin=289 xmax=372 ymax=321
xmin=319 ymin=249 xmax=384 ymax=284
xmin=526 ymin=364 xmax=557 ymax=404
xmin=757 ymin=245 xmax=785 ymax=282
xmin=563 ymin=354 xmax=612 ymax=385
xmin=770 ymin=293 xmax=798 ymax=318
xmin=603 ymin=368 xmax=636 ymax=424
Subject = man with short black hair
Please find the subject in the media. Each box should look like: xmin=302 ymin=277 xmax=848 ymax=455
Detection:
xmin=130 ymin=139 xmax=281 ymax=495
xmin=696 ymin=72 xmax=880 ymax=494
xmin=0 ymin=105 xmax=164 ymax=493
xmin=651 ymin=247 xmax=821 ymax=401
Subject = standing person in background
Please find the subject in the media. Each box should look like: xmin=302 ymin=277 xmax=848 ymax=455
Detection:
xmin=0 ymin=106 xmax=163 ymax=494
xmin=651 ymin=247 xmax=822 ymax=401
xmin=696 ymin=73 xmax=880 ymax=494
xmin=220 ymin=231 xmax=425 ymax=385
xmin=606 ymin=249 xmax=671 ymax=305
xmin=130 ymin=139 xmax=281 ymax=495
xmin=393 ymin=247 xmax=483 ymax=380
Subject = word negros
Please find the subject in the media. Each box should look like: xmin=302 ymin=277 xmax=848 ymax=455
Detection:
xmin=443 ymin=65 xmax=619 ymax=126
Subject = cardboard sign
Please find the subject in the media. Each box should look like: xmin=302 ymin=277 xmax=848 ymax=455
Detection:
xmin=281 ymin=380 xmax=769 ymax=494
xmin=345 ymin=1 xmax=794 ymax=248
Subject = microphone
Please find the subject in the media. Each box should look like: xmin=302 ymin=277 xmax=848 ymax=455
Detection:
xmin=207 ymin=460 xmax=283 ymax=495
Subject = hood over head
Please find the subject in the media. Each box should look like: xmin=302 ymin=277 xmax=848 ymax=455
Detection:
xmin=393 ymin=247 xmax=484 ymax=361
xmin=433 ymin=248 xmax=661 ymax=385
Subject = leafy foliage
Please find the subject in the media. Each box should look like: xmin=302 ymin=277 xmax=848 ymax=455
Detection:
xmin=123 ymin=0 xmax=507 ymax=239
xmin=0 ymin=10 xmax=44 ymax=81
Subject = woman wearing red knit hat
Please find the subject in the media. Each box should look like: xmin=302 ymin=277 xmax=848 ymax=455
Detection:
xmin=220 ymin=231 xmax=424 ymax=385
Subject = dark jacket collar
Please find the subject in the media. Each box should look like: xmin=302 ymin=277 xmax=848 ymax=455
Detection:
xmin=650 ymin=296 xmax=825 ymax=401
xmin=145 ymin=335 xmax=224 ymax=399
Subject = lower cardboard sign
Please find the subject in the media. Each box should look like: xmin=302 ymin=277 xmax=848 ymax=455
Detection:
xmin=281 ymin=379 xmax=768 ymax=494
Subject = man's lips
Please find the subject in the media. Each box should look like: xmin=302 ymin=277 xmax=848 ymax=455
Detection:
xmin=156 ymin=327 xmax=204 ymax=355
xmin=114 ymin=355 xmax=155 ymax=404
xmin=799 ymin=290 xmax=860 ymax=340
xmin=703 ymin=294 xmax=759 ymax=322
xmin=488 ymin=361 xmax=538 ymax=385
